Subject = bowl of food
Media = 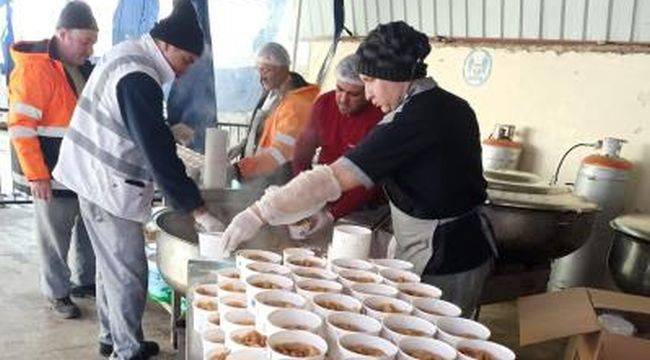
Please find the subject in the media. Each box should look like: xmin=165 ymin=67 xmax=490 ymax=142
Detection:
xmin=202 ymin=328 xmax=226 ymax=358
xmin=312 ymin=293 xmax=363 ymax=318
xmin=381 ymin=314 xmax=437 ymax=344
xmin=227 ymin=328 xmax=268 ymax=351
xmin=236 ymin=249 xmax=282 ymax=269
xmin=243 ymin=261 xmax=292 ymax=281
xmin=266 ymin=309 xmax=323 ymax=336
xmin=396 ymin=283 xmax=442 ymax=303
xmin=411 ymin=299 xmax=461 ymax=324
xmin=291 ymin=267 xmax=338 ymax=283
xmin=268 ymin=330 xmax=328 ymax=360
xmin=193 ymin=298 xmax=220 ymax=332
xmin=283 ymin=248 xmax=316 ymax=263
xmin=435 ymin=317 xmax=491 ymax=347
xmin=363 ymin=296 xmax=413 ymax=321
xmin=338 ymin=269 xmax=384 ymax=288
xmin=331 ymin=258 xmax=375 ymax=274
xmin=205 ymin=313 xmax=221 ymax=331
xmin=222 ymin=309 xmax=256 ymax=338
xmin=338 ymin=333 xmax=399 ymax=360
xmin=397 ymin=337 xmax=456 ymax=360
xmin=350 ymin=283 xmax=400 ymax=301
xmin=325 ymin=312 xmax=383 ymax=343
xmin=255 ymin=290 xmax=308 ymax=334
xmin=218 ymin=279 xmax=246 ymax=300
xmin=370 ymin=259 xmax=415 ymax=273
xmin=205 ymin=344 xmax=229 ymax=360
xmin=285 ymin=255 xmax=327 ymax=271
xmin=215 ymin=267 xmax=240 ymax=283
xmin=380 ymin=269 xmax=420 ymax=287
xmin=455 ymin=339 xmax=515 ymax=360
xmin=245 ymin=274 xmax=294 ymax=310
xmin=193 ymin=283 xmax=220 ymax=302
xmin=296 ymin=279 xmax=343 ymax=302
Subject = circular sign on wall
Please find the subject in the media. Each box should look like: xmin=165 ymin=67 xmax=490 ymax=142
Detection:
xmin=463 ymin=49 xmax=492 ymax=86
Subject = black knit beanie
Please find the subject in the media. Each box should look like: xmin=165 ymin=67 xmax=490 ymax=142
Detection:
xmin=56 ymin=1 xmax=98 ymax=31
xmin=150 ymin=0 xmax=204 ymax=56
xmin=356 ymin=21 xmax=431 ymax=81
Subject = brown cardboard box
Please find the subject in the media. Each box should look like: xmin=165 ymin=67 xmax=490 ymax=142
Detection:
xmin=518 ymin=288 xmax=650 ymax=360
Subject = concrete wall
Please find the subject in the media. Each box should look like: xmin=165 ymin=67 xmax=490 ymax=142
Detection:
xmin=302 ymin=40 xmax=650 ymax=213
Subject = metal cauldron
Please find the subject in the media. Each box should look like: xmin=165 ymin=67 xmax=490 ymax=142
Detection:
xmin=608 ymin=214 xmax=650 ymax=296
xmin=484 ymin=188 xmax=599 ymax=262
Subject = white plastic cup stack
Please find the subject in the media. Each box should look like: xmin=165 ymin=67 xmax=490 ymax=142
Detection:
xmin=397 ymin=337 xmax=457 ymax=360
xmin=412 ymin=298 xmax=462 ymax=325
xmin=338 ymin=333 xmax=399 ymax=360
xmin=268 ymin=330 xmax=328 ymax=360
xmin=380 ymin=314 xmax=437 ymax=344
xmin=455 ymin=339 xmax=516 ymax=360
xmin=328 ymin=225 xmax=372 ymax=261
xmin=266 ymin=309 xmax=323 ymax=336
xmin=199 ymin=232 xmax=228 ymax=260
xmin=254 ymin=290 xmax=307 ymax=334
xmin=435 ymin=317 xmax=491 ymax=347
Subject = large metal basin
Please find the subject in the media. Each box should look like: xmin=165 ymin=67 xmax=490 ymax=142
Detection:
xmin=484 ymin=204 xmax=598 ymax=263
xmin=608 ymin=215 xmax=650 ymax=296
xmin=154 ymin=189 xmax=331 ymax=294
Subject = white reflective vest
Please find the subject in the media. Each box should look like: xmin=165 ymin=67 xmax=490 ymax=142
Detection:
xmin=53 ymin=34 xmax=175 ymax=222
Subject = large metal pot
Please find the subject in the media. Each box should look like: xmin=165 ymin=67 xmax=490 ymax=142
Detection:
xmin=154 ymin=189 xmax=331 ymax=294
xmin=608 ymin=214 xmax=650 ymax=296
xmin=485 ymin=189 xmax=599 ymax=262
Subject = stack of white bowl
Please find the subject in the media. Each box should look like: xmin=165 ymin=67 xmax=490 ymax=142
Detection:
xmin=190 ymin=248 xmax=515 ymax=360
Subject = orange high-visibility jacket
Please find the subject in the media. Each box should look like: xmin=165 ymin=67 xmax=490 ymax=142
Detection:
xmin=8 ymin=39 xmax=91 ymax=194
xmin=238 ymin=84 xmax=320 ymax=180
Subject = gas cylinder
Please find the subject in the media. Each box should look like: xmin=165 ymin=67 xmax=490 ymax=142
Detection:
xmin=482 ymin=124 xmax=523 ymax=171
xmin=549 ymin=137 xmax=633 ymax=290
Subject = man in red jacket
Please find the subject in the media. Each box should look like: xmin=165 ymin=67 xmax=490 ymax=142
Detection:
xmin=290 ymin=54 xmax=384 ymax=238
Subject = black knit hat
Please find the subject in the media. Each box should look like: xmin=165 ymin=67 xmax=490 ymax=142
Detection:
xmin=356 ymin=21 xmax=431 ymax=81
xmin=150 ymin=0 xmax=204 ymax=56
xmin=56 ymin=1 xmax=98 ymax=31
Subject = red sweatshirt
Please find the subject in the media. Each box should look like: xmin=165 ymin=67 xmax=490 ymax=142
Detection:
xmin=293 ymin=90 xmax=384 ymax=219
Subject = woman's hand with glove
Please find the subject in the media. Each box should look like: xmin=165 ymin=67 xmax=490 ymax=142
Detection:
xmin=221 ymin=207 xmax=265 ymax=254
xmin=288 ymin=210 xmax=334 ymax=240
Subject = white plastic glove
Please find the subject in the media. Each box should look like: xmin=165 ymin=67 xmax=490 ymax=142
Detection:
xmin=221 ymin=207 xmax=264 ymax=254
xmin=258 ymin=165 xmax=342 ymax=226
xmin=288 ymin=210 xmax=334 ymax=240
xmin=194 ymin=212 xmax=225 ymax=232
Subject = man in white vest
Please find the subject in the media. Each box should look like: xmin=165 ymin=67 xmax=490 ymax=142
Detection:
xmin=53 ymin=1 xmax=222 ymax=359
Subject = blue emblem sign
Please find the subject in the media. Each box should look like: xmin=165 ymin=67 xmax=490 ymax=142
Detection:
xmin=463 ymin=49 xmax=492 ymax=86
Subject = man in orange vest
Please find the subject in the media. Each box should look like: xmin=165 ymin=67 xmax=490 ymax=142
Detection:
xmin=232 ymin=42 xmax=320 ymax=184
xmin=8 ymin=1 xmax=98 ymax=319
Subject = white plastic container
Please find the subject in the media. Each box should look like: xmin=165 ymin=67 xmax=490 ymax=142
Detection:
xmin=245 ymin=273 xmax=294 ymax=310
xmin=242 ymin=261 xmax=292 ymax=281
xmin=266 ymin=309 xmax=323 ymax=336
xmin=236 ymin=249 xmax=282 ymax=270
xmin=254 ymin=290 xmax=307 ymax=334
xmin=205 ymin=313 xmax=222 ymax=331
xmin=268 ymin=330 xmax=328 ymax=360
xmin=411 ymin=298 xmax=461 ymax=324
xmin=379 ymin=269 xmax=421 ymax=287
xmin=199 ymin=232 xmax=228 ymax=260
xmin=312 ymin=293 xmax=363 ymax=319
xmin=222 ymin=309 xmax=256 ymax=338
xmin=350 ymin=283 xmax=399 ymax=301
xmin=330 ymin=258 xmax=375 ymax=274
xmin=217 ymin=279 xmax=246 ymax=300
xmin=338 ymin=333 xmax=398 ymax=360
xmin=218 ymin=294 xmax=248 ymax=318
xmin=370 ymin=259 xmax=414 ymax=273
xmin=193 ymin=298 xmax=220 ymax=333
xmin=363 ymin=296 xmax=413 ymax=321
xmin=202 ymin=328 xmax=225 ymax=359
xmin=295 ymin=279 xmax=343 ymax=303
xmin=396 ymin=283 xmax=442 ymax=303
xmin=329 ymin=225 xmax=373 ymax=260
xmin=215 ymin=267 xmax=240 ymax=283
xmin=226 ymin=327 xmax=267 ymax=352
xmin=225 ymin=348 xmax=268 ymax=360
xmin=397 ymin=337 xmax=456 ymax=360
xmin=193 ymin=283 xmax=220 ymax=303
xmin=291 ymin=267 xmax=338 ymax=283
xmin=285 ymin=255 xmax=327 ymax=271
xmin=283 ymin=247 xmax=316 ymax=263
xmin=380 ymin=314 xmax=437 ymax=344
xmin=455 ymin=339 xmax=515 ymax=360
xmin=337 ymin=269 xmax=383 ymax=289
xmin=435 ymin=317 xmax=491 ymax=347
xmin=204 ymin=344 xmax=229 ymax=360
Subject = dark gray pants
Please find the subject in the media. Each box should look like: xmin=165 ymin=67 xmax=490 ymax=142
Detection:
xmin=78 ymin=198 xmax=147 ymax=360
xmin=34 ymin=197 xmax=95 ymax=299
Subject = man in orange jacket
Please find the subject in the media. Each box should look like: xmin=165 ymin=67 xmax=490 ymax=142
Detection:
xmin=8 ymin=1 xmax=98 ymax=319
xmin=232 ymin=42 xmax=319 ymax=185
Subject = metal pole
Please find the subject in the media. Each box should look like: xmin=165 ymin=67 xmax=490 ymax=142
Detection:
xmin=291 ymin=0 xmax=303 ymax=72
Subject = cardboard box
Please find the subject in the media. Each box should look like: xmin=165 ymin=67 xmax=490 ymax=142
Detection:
xmin=518 ymin=288 xmax=650 ymax=360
